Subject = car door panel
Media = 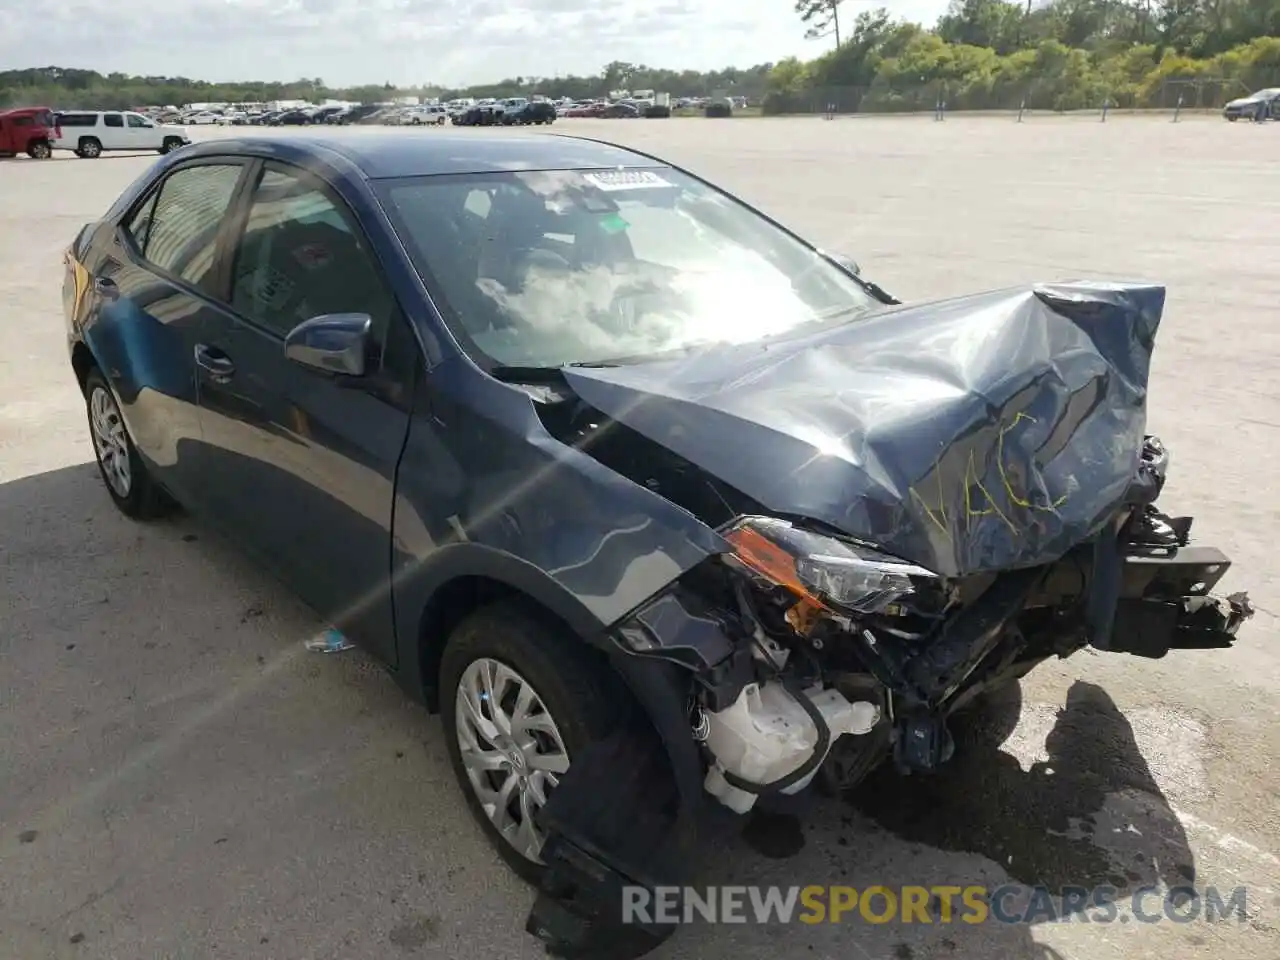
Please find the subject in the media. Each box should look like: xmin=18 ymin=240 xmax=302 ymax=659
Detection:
xmin=195 ymin=160 xmax=413 ymax=665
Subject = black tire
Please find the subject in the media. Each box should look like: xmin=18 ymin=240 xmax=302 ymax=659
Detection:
xmin=160 ymin=137 xmax=184 ymax=154
xmin=28 ymin=140 xmax=52 ymax=159
xmin=83 ymin=368 xmax=173 ymax=519
xmin=951 ymin=678 xmax=1023 ymax=750
xmin=439 ymin=599 xmax=626 ymax=884
xmin=77 ymin=137 xmax=102 ymax=159
xmin=1227 ymin=115 xmax=1238 ymax=122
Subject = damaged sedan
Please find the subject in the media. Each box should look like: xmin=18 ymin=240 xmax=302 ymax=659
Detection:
xmin=63 ymin=133 xmax=1253 ymax=959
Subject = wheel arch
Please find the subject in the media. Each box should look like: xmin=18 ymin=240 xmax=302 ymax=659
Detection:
xmin=71 ymin=340 xmax=99 ymax=393
xmin=401 ymin=547 xmax=622 ymax=713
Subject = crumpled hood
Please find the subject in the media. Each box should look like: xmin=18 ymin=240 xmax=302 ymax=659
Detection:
xmin=561 ymin=281 xmax=1164 ymax=579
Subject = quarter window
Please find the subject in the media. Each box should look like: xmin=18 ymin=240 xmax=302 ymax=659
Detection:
xmin=230 ymin=165 xmax=395 ymax=354
xmin=139 ymin=164 xmax=244 ymax=290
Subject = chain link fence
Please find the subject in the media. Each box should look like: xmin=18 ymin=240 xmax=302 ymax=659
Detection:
xmin=764 ymin=75 xmax=1276 ymax=117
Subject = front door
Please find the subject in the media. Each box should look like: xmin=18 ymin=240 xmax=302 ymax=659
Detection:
xmin=193 ymin=160 xmax=416 ymax=664
xmin=125 ymin=112 xmax=161 ymax=149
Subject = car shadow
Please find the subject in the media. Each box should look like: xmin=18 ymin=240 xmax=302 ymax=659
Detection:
xmin=849 ymin=680 xmax=1195 ymax=895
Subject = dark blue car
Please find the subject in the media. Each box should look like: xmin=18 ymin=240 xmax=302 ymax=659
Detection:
xmin=63 ymin=133 xmax=1252 ymax=958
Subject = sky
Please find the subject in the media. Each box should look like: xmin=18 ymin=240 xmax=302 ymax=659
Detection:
xmin=5 ymin=0 xmax=954 ymax=88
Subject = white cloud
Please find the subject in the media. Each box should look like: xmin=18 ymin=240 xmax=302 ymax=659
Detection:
xmin=5 ymin=0 xmax=953 ymax=87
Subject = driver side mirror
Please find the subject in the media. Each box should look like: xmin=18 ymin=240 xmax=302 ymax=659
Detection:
xmin=829 ymin=253 xmax=861 ymax=276
xmin=284 ymin=313 xmax=372 ymax=376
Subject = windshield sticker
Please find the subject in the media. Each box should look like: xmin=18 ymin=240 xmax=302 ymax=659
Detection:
xmin=582 ymin=170 xmax=674 ymax=192
xmin=599 ymin=213 xmax=630 ymax=234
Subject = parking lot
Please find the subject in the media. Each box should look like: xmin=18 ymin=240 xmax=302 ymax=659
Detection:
xmin=2 ymin=115 xmax=1278 ymax=960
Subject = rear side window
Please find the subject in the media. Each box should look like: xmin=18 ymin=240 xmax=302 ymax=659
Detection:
xmin=138 ymin=163 xmax=244 ymax=291
xmin=57 ymin=113 xmax=98 ymax=128
xmin=103 ymin=113 xmax=123 ymax=128
xmin=12 ymin=116 xmax=33 ymax=127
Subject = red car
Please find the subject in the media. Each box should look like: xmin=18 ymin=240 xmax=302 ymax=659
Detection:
xmin=0 ymin=105 xmax=58 ymax=159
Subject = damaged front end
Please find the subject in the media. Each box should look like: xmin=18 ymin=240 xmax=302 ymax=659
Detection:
xmin=521 ymin=282 xmax=1254 ymax=958
xmin=527 ymin=439 xmax=1252 ymax=959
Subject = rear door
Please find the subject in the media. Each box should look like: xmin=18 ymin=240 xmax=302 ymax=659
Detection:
xmin=192 ymin=159 xmax=417 ymax=664
xmin=99 ymin=112 xmax=126 ymax=149
xmin=80 ymin=158 xmax=253 ymax=508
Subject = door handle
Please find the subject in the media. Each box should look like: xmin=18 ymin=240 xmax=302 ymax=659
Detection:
xmin=194 ymin=343 xmax=236 ymax=383
xmin=93 ymin=276 xmax=119 ymax=301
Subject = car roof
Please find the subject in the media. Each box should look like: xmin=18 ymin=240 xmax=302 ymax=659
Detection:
xmin=183 ymin=133 xmax=668 ymax=179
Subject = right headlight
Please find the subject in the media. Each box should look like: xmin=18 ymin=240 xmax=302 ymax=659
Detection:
xmin=722 ymin=516 xmax=937 ymax=616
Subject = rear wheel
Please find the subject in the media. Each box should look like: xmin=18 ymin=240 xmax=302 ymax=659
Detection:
xmin=27 ymin=140 xmax=52 ymax=159
xmin=83 ymin=369 xmax=173 ymax=519
xmin=439 ymin=599 xmax=625 ymax=883
xmin=77 ymin=137 xmax=102 ymax=159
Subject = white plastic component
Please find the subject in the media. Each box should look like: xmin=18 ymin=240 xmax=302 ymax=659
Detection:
xmin=701 ymin=681 xmax=880 ymax=814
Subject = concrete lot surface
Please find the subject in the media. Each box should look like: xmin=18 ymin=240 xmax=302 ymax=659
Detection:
xmin=2 ymin=116 xmax=1278 ymax=960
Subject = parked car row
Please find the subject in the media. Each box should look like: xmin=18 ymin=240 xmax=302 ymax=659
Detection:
xmin=451 ymin=100 xmax=558 ymax=126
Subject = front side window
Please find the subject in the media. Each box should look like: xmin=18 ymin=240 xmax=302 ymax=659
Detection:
xmin=378 ymin=168 xmax=881 ymax=368
xmin=141 ymin=163 xmax=244 ymax=290
xmin=230 ymin=165 xmax=395 ymax=355
xmin=126 ymin=114 xmax=152 ymax=128
xmin=103 ymin=113 xmax=123 ymax=128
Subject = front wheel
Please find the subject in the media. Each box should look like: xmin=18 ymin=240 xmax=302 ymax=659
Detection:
xmin=160 ymin=137 xmax=184 ymax=154
xmin=950 ymin=679 xmax=1024 ymax=750
xmin=83 ymin=369 xmax=173 ymax=519
xmin=439 ymin=600 xmax=625 ymax=883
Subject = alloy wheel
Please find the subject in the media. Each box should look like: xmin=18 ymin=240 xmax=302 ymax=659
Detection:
xmin=89 ymin=386 xmax=132 ymax=497
xmin=454 ymin=657 xmax=570 ymax=863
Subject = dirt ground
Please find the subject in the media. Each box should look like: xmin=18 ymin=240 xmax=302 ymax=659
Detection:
xmin=2 ymin=115 xmax=1277 ymax=960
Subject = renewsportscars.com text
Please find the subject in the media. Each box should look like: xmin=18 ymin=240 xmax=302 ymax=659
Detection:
xmin=621 ymin=884 xmax=1249 ymax=926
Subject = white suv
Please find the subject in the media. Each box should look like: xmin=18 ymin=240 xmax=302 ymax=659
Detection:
xmin=407 ymin=105 xmax=448 ymax=125
xmin=52 ymin=111 xmax=190 ymax=158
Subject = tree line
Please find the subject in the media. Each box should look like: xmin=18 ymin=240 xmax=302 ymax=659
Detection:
xmin=777 ymin=0 xmax=1280 ymax=112
xmin=1 ymin=0 xmax=1276 ymax=115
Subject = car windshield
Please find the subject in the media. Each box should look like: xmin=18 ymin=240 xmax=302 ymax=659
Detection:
xmin=378 ymin=167 xmax=882 ymax=368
